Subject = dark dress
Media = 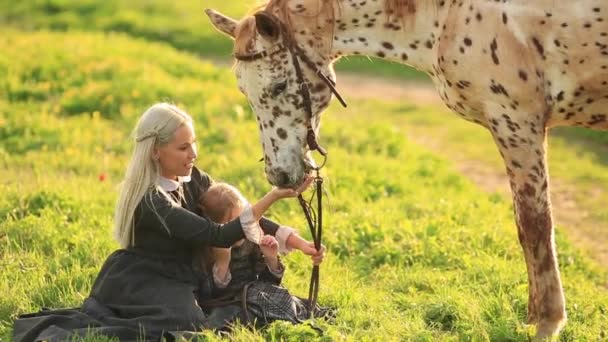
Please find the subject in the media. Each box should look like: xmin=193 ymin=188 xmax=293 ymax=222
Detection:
xmin=203 ymin=241 xmax=318 ymax=327
xmin=12 ymin=167 xmax=281 ymax=342
xmin=215 ymin=240 xmax=284 ymax=295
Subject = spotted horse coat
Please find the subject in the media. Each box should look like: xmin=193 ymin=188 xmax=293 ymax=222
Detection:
xmin=206 ymin=0 xmax=608 ymax=339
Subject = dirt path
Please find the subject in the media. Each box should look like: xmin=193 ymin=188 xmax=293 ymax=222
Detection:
xmin=338 ymin=72 xmax=608 ymax=270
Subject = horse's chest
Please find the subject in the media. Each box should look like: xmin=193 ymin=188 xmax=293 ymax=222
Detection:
xmin=545 ymin=66 xmax=608 ymax=129
xmin=430 ymin=74 xmax=489 ymax=127
xmin=547 ymin=91 xmax=608 ymax=128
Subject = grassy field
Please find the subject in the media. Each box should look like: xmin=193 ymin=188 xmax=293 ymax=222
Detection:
xmin=329 ymin=100 xmax=608 ymax=233
xmin=4 ymin=0 xmax=606 ymax=146
xmin=0 ymin=0 xmax=429 ymax=81
xmin=1 ymin=29 xmax=608 ymax=341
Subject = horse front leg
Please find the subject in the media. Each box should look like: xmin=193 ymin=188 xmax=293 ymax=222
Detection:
xmin=485 ymin=108 xmax=567 ymax=339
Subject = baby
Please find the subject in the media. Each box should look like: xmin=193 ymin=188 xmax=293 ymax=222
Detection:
xmin=198 ymin=182 xmax=322 ymax=325
xmin=199 ymin=182 xmax=283 ymax=292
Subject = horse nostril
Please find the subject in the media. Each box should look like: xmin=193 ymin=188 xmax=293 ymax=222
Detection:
xmin=277 ymin=171 xmax=290 ymax=187
xmin=268 ymin=167 xmax=292 ymax=187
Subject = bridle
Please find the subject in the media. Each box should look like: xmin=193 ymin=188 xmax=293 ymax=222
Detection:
xmin=233 ymin=12 xmax=346 ymax=319
xmin=233 ymin=12 xmax=347 ymax=159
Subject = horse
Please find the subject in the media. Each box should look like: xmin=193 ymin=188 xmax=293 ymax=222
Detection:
xmin=205 ymin=0 xmax=608 ymax=338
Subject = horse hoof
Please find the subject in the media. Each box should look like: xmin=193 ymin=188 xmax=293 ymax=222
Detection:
xmin=533 ymin=317 xmax=567 ymax=341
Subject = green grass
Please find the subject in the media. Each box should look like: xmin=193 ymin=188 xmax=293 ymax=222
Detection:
xmin=0 ymin=0 xmax=427 ymax=81
xmin=1 ymin=30 xmax=608 ymax=341
xmin=334 ymin=55 xmax=430 ymax=81
xmin=0 ymin=0 xmax=247 ymax=60
xmin=552 ymin=126 xmax=608 ymax=152
xmin=329 ymin=101 xmax=608 ymax=229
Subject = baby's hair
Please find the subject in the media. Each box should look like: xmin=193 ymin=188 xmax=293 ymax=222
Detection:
xmin=199 ymin=182 xmax=247 ymax=223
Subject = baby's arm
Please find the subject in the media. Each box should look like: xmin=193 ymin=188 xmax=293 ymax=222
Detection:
xmin=260 ymin=235 xmax=281 ymax=271
xmin=259 ymin=235 xmax=284 ymax=284
xmin=212 ymin=247 xmax=232 ymax=288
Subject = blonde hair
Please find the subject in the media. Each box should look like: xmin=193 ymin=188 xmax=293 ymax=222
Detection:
xmin=199 ymin=183 xmax=247 ymax=224
xmin=113 ymin=102 xmax=193 ymax=248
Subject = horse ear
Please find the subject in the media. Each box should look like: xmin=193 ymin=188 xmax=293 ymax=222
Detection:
xmin=205 ymin=9 xmax=237 ymax=38
xmin=254 ymin=12 xmax=281 ymax=43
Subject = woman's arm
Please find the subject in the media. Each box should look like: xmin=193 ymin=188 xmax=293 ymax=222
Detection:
xmin=139 ymin=176 xmax=314 ymax=247
xmin=248 ymin=177 xmax=313 ymax=222
xmin=239 ymin=178 xmax=315 ymax=243
xmin=138 ymin=192 xmax=244 ymax=247
xmin=259 ymin=217 xmax=280 ymax=235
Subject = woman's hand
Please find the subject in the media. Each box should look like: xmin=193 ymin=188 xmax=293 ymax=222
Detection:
xmin=269 ymin=175 xmax=314 ymax=200
xmin=250 ymin=176 xmax=314 ymax=222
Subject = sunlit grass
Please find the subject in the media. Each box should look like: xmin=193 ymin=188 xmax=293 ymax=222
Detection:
xmin=0 ymin=0 xmax=429 ymax=81
xmin=329 ymin=100 xmax=608 ymax=231
xmin=1 ymin=30 xmax=607 ymax=341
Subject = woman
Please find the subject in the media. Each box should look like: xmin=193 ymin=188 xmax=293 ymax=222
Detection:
xmin=13 ymin=103 xmax=324 ymax=342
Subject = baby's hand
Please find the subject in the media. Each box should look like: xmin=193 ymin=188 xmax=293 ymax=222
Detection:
xmin=259 ymin=235 xmax=279 ymax=259
xmin=300 ymin=242 xmax=326 ymax=266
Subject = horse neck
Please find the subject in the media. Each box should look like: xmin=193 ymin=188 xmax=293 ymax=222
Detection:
xmin=326 ymin=0 xmax=446 ymax=74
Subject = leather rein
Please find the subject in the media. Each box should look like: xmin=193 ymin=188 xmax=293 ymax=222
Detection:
xmin=233 ymin=12 xmax=347 ymax=318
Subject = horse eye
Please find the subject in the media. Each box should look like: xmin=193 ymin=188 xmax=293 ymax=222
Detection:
xmin=270 ymin=81 xmax=287 ymax=97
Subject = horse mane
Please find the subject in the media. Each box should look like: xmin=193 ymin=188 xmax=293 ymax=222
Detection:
xmin=386 ymin=0 xmax=417 ymax=18
xmin=234 ymin=0 xmax=418 ymax=55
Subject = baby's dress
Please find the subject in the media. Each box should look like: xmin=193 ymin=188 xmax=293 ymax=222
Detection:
xmin=211 ymin=240 xmax=315 ymax=325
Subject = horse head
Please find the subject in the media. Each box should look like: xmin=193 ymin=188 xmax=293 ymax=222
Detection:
xmin=206 ymin=5 xmax=343 ymax=187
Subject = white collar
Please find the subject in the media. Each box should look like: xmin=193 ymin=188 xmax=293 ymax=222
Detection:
xmin=158 ymin=175 xmax=191 ymax=192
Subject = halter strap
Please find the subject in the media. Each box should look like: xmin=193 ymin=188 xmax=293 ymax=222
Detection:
xmin=293 ymin=44 xmax=347 ymax=108
xmin=233 ymin=13 xmax=347 ymax=157
xmin=297 ymin=170 xmax=324 ymax=318
xmin=236 ymin=14 xmax=329 ymax=318
xmin=233 ymin=43 xmax=285 ymax=61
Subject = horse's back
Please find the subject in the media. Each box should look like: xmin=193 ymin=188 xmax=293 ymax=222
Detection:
xmin=540 ymin=1 xmax=608 ymax=129
xmin=437 ymin=0 xmax=608 ymax=130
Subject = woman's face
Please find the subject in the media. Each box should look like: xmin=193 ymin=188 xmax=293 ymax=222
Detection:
xmin=155 ymin=123 xmax=197 ymax=180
